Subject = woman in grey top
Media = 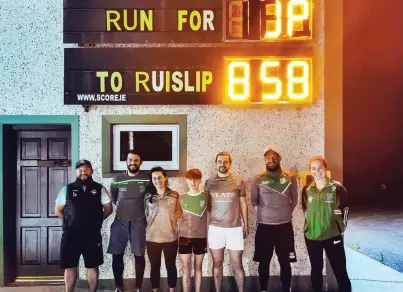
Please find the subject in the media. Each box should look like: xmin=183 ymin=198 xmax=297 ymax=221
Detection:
xmin=144 ymin=166 xmax=181 ymax=292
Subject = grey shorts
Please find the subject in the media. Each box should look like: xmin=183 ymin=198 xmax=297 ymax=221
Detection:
xmin=107 ymin=218 xmax=146 ymax=256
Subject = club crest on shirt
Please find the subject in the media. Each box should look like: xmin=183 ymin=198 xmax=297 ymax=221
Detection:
xmin=280 ymin=177 xmax=287 ymax=184
xmin=91 ymin=189 xmax=97 ymax=195
xmin=167 ymin=198 xmax=176 ymax=207
xmin=200 ymin=200 xmax=205 ymax=208
xmin=325 ymin=193 xmax=334 ymax=203
xmin=308 ymin=196 xmax=313 ymax=203
xmin=140 ymin=185 xmax=146 ymax=193
xmin=72 ymin=189 xmax=78 ymax=197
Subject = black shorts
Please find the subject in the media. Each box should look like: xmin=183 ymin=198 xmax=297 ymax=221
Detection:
xmin=60 ymin=231 xmax=103 ymax=269
xmin=253 ymin=222 xmax=297 ymax=263
xmin=107 ymin=218 xmax=146 ymax=256
xmin=178 ymin=237 xmax=207 ymax=255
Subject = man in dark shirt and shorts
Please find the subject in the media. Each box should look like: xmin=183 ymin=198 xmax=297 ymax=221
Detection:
xmin=178 ymin=169 xmax=209 ymax=292
xmin=251 ymin=147 xmax=299 ymax=292
xmin=205 ymin=152 xmax=249 ymax=292
xmin=55 ymin=160 xmax=112 ymax=292
xmin=107 ymin=150 xmax=149 ymax=292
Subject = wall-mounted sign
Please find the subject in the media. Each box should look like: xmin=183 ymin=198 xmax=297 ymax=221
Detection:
xmin=63 ymin=0 xmax=313 ymax=43
xmin=63 ymin=0 xmax=223 ymax=43
xmin=64 ymin=47 xmax=313 ymax=105
xmin=225 ymin=0 xmax=312 ymax=41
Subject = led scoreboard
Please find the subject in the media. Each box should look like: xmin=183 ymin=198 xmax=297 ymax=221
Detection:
xmin=225 ymin=57 xmax=311 ymax=103
xmin=63 ymin=0 xmax=315 ymax=106
xmin=225 ymin=0 xmax=312 ymax=41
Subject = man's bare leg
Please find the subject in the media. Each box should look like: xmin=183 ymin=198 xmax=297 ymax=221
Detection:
xmin=64 ymin=268 xmax=77 ymax=292
xmin=87 ymin=267 xmax=99 ymax=292
xmin=229 ymin=249 xmax=245 ymax=292
xmin=210 ymin=248 xmax=225 ymax=292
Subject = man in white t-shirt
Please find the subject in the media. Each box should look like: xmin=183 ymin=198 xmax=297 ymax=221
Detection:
xmin=55 ymin=159 xmax=112 ymax=292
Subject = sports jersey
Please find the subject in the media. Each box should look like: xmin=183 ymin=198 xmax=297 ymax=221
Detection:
xmin=205 ymin=175 xmax=246 ymax=228
xmin=178 ymin=192 xmax=208 ymax=238
xmin=302 ymin=180 xmax=349 ymax=241
xmin=110 ymin=172 xmax=149 ymax=221
xmin=144 ymin=189 xmax=181 ymax=243
xmin=251 ymin=170 xmax=299 ymax=225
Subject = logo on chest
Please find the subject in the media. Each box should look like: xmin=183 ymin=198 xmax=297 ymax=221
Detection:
xmin=262 ymin=178 xmax=287 ymax=185
xmin=91 ymin=189 xmax=97 ymax=195
xmin=72 ymin=189 xmax=79 ymax=197
xmin=211 ymin=192 xmax=235 ymax=202
xmin=325 ymin=193 xmax=334 ymax=203
xmin=262 ymin=180 xmax=273 ymax=185
xmin=167 ymin=198 xmax=176 ymax=207
xmin=140 ymin=185 xmax=146 ymax=193
xmin=308 ymin=196 xmax=313 ymax=203
xmin=200 ymin=200 xmax=206 ymax=208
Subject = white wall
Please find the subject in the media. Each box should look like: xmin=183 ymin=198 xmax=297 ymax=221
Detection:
xmin=0 ymin=0 xmax=324 ymax=280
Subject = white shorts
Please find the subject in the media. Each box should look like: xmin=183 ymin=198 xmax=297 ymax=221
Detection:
xmin=208 ymin=225 xmax=244 ymax=250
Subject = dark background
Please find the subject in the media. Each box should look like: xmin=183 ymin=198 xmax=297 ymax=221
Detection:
xmin=343 ymin=0 xmax=403 ymax=207
xmin=119 ymin=131 xmax=173 ymax=162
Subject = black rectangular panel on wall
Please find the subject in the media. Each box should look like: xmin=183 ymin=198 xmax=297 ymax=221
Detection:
xmin=64 ymin=45 xmax=313 ymax=105
xmin=63 ymin=0 xmax=223 ymax=43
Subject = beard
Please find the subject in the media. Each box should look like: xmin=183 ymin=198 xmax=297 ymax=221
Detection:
xmin=218 ymin=166 xmax=228 ymax=174
xmin=266 ymin=163 xmax=280 ymax=172
xmin=127 ymin=164 xmax=140 ymax=174
xmin=76 ymin=175 xmax=93 ymax=186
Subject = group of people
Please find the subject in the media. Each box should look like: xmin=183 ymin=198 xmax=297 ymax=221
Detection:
xmin=54 ymin=147 xmax=352 ymax=292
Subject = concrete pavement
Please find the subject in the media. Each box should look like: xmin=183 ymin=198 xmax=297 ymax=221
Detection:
xmin=344 ymin=207 xmax=403 ymax=273
xmin=346 ymin=246 xmax=403 ymax=292
xmin=0 ymin=245 xmax=402 ymax=291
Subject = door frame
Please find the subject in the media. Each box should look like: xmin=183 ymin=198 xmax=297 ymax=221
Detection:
xmin=0 ymin=115 xmax=79 ymax=287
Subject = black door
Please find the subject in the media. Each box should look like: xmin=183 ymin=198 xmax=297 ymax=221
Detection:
xmin=16 ymin=130 xmax=71 ymax=277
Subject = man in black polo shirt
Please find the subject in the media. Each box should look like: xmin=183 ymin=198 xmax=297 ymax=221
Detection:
xmin=55 ymin=160 xmax=112 ymax=292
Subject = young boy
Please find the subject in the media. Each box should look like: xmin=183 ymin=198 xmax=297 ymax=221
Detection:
xmin=178 ymin=169 xmax=209 ymax=292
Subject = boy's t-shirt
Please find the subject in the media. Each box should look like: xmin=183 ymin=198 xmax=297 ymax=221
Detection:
xmin=178 ymin=191 xmax=209 ymax=238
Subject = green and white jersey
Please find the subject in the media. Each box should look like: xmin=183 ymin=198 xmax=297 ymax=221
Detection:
xmin=110 ymin=172 xmax=150 ymax=221
xmin=178 ymin=192 xmax=209 ymax=238
xmin=302 ymin=180 xmax=349 ymax=241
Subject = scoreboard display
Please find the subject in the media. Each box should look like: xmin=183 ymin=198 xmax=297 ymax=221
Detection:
xmin=225 ymin=57 xmax=311 ymax=103
xmin=63 ymin=0 xmax=316 ymax=106
xmin=225 ymin=0 xmax=312 ymax=41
